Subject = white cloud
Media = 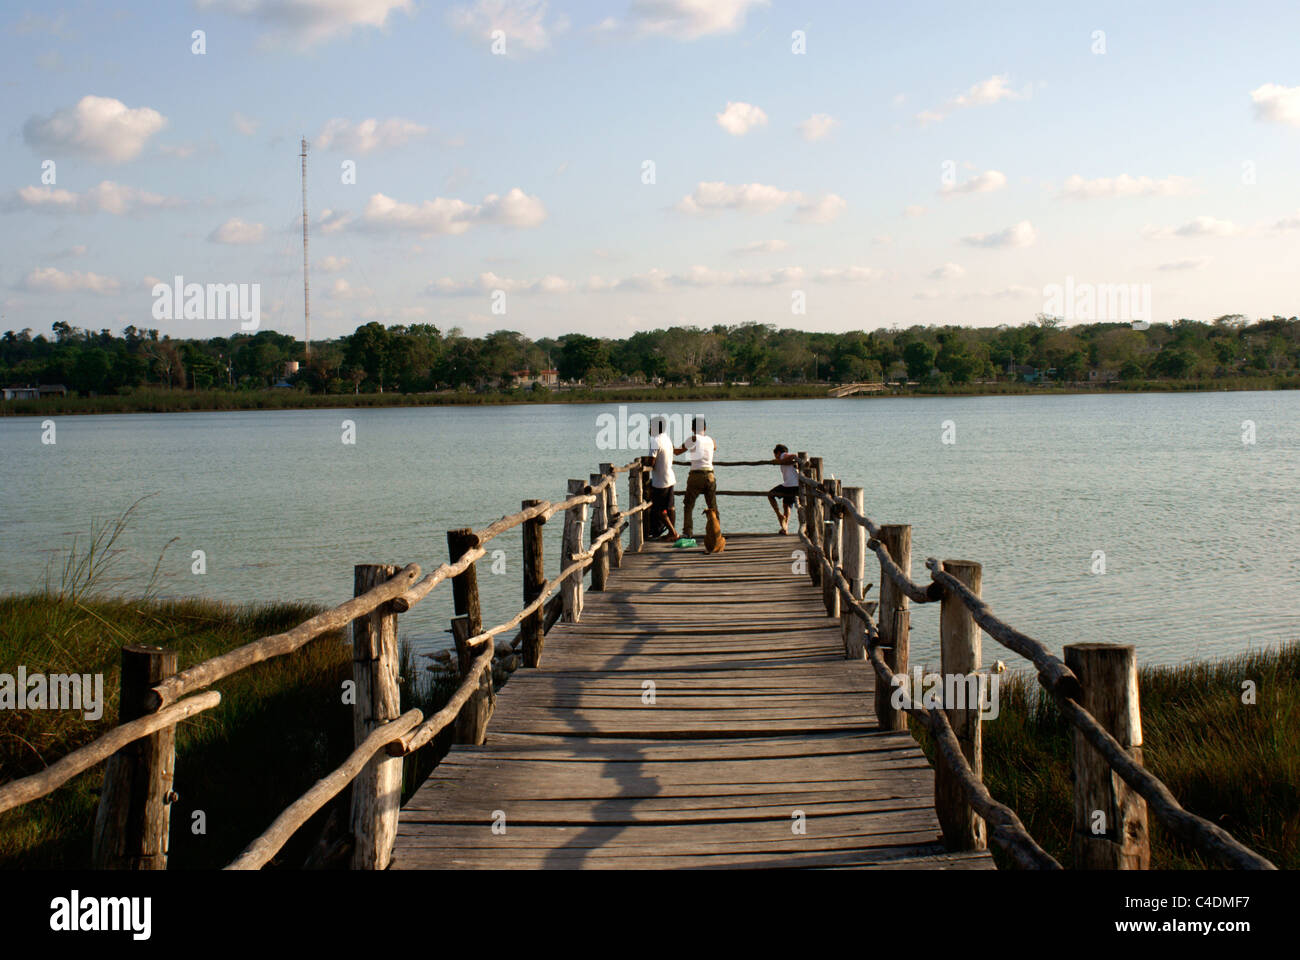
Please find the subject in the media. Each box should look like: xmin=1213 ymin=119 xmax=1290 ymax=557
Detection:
xmin=195 ymin=0 xmax=414 ymax=49
xmin=316 ymin=117 xmax=428 ymax=154
xmin=356 ymin=188 xmax=546 ymax=235
xmin=1061 ymin=174 xmax=1196 ymax=199
xmin=232 ymin=112 xmax=259 ymax=136
xmin=565 ymin=264 xmax=878 ymax=293
xmin=1142 ymin=216 xmax=1243 ymax=240
xmin=318 ymin=209 xmax=352 ymax=234
xmin=11 ymin=11 xmax=70 ymax=36
xmin=477 ymin=188 xmax=548 ymax=226
xmin=317 ymin=255 xmax=352 ymax=272
xmin=1275 ymin=211 xmax=1300 ymax=231
xmin=961 ymin=220 xmax=1037 ymax=248
xmin=731 ymin=239 xmax=788 ymax=255
xmin=928 ymin=263 xmax=966 ymax=280
xmin=429 ymin=272 xmax=572 ymax=295
xmin=21 ymin=267 xmax=120 ymax=295
xmin=815 ymin=266 xmax=883 ymax=283
xmin=1250 ymin=83 xmax=1300 ymax=127
xmin=797 ymin=113 xmax=838 ymax=141
xmin=6 ymin=181 xmax=183 ymax=215
xmin=50 ymin=244 xmax=88 ymax=259
xmin=676 ymin=182 xmax=843 ymax=223
xmin=913 ymin=290 xmax=941 ymax=300
xmin=630 ymin=0 xmax=768 ymax=39
xmin=917 ymin=74 xmax=1028 ymax=125
xmin=677 ymin=181 xmax=791 ymax=214
xmin=904 ymin=205 xmax=927 ymax=218
xmin=447 ymin=0 xmax=568 ymax=53
xmin=23 ymin=95 xmax=166 ymax=162
xmin=1157 ymin=257 xmax=1212 ymax=271
xmin=328 ymin=278 xmax=373 ymax=299
xmin=963 ymin=285 xmax=1035 ymax=300
xmin=792 ymin=193 xmax=846 ymax=223
xmin=715 ymin=101 xmax=767 ymax=135
xmin=209 ymin=217 xmax=266 ymax=244
xmin=159 ymin=142 xmax=200 ymax=159
xmin=940 ymin=169 xmax=1007 ymax=197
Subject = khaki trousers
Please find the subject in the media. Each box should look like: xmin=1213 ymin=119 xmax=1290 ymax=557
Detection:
xmin=681 ymin=469 xmax=717 ymax=538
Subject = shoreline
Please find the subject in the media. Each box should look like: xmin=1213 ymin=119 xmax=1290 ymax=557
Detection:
xmin=2 ymin=375 xmax=1295 ymax=418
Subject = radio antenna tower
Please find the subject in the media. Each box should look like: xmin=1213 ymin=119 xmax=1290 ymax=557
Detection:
xmin=300 ymin=137 xmax=311 ymax=361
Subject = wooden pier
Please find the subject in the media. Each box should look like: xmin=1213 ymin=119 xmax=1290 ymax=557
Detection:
xmin=393 ymin=535 xmax=990 ymax=869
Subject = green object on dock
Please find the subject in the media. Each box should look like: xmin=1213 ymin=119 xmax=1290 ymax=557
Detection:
xmin=673 ymin=538 xmax=697 ymax=548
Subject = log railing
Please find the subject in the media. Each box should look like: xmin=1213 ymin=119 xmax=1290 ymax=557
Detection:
xmin=780 ymin=456 xmax=1276 ymax=871
xmin=0 ymin=456 xmax=653 ymax=871
xmin=655 ymin=453 xmax=1274 ymax=870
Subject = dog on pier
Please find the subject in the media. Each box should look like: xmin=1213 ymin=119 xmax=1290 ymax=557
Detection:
xmin=703 ymin=508 xmax=726 ymax=554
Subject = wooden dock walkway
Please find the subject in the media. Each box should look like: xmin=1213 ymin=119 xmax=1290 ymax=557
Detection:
xmin=391 ymin=534 xmax=993 ymax=869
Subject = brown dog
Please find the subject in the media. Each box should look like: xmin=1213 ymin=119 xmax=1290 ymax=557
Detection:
xmin=703 ymin=508 xmax=726 ymax=554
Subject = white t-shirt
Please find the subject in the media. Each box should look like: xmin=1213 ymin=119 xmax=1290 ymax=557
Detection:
xmin=686 ymin=434 xmax=715 ymax=470
xmin=780 ymin=460 xmax=799 ymax=487
xmin=650 ymin=433 xmax=676 ymax=488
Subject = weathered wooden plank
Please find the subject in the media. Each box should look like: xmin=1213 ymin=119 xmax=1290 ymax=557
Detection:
xmin=392 ymin=533 xmax=992 ymax=871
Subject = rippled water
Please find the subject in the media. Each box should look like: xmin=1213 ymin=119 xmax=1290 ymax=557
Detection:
xmin=1 ymin=392 xmax=1296 ymax=670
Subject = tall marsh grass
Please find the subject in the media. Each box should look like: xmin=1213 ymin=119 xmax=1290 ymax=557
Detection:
xmin=912 ymin=643 xmax=1300 ymax=869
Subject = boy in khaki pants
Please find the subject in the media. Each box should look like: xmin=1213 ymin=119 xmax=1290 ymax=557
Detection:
xmin=675 ymin=416 xmax=717 ymax=539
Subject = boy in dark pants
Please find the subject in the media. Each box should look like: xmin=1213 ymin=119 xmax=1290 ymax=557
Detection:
xmin=767 ymin=443 xmax=800 ymax=534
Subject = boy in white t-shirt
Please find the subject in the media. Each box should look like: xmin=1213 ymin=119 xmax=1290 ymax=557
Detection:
xmin=674 ymin=416 xmax=718 ymax=540
xmin=646 ymin=417 xmax=678 ymax=540
xmin=767 ymin=443 xmax=801 ymax=534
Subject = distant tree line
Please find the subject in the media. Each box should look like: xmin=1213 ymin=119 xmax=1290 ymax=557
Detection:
xmin=2 ymin=315 xmax=1297 ymax=397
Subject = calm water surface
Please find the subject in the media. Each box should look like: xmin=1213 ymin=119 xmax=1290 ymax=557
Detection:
xmin=1 ymin=393 xmax=1297 ymax=670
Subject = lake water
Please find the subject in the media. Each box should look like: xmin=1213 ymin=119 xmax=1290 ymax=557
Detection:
xmin=1 ymin=393 xmax=1297 ymax=672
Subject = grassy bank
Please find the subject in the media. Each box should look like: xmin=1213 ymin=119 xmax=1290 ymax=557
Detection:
xmin=0 ymin=593 xmax=455 ymax=869
xmin=912 ymin=643 xmax=1300 ymax=869
xmin=2 ymin=375 xmax=1296 ymax=417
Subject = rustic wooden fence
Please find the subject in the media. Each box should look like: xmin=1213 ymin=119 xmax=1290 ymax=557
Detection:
xmin=0 ymin=450 xmax=1277 ymax=870
xmin=0 ymin=456 xmax=652 ymax=870
xmin=778 ymin=453 xmax=1276 ymax=870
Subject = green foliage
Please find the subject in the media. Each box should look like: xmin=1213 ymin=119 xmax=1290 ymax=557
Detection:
xmin=3 ymin=315 xmax=1299 ymax=400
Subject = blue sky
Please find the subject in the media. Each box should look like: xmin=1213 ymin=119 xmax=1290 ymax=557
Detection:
xmin=2 ymin=0 xmax=1299 ymax=343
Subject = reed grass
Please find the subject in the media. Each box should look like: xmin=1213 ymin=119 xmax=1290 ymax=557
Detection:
xmin=911 ymin=643 xmax=1300 ymax=869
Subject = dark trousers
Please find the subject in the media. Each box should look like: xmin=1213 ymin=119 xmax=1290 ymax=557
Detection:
xmin=682 ymin=470 xmax=717 ymax=537
xmin=647 ymin=485 xmax=675 ymax=538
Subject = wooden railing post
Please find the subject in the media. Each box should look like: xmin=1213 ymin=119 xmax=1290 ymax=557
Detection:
xmin=841 ymin=486 xmax=866 ymax=659
xmin=520 ymin=499 xmax=546 ymax=668
xmin=875 ymin=524 xmax=911 ymax=731
xmin=446 ymin=531 xmax=493 ymax=745
xmin=589 ymin=473 xmax=609 ymax=591
xmin=822 ymin=477 xmax=841 ymax=617
xmin=794 ymin=451 xmax=808 ymax=532
xmin=561 ymin=479 xmax=587 ymax=621
xmin=1065 ymin=643 xmax=1150 ymax=869
xmin=349 ymin=563 xmax=404 ymax=870
xmin=92 ymin=644 xmax=178 ymax=869
xmin=638 ymin=456 xmax=653 ymax=543
xmin=601 ymin=463 xmax=622 ymax=569
xmin=628 ymin=462 xmax=644 ymax=553
xmin=806 ymin=457 xmax=824 ymax=587
xmin=936 ymin=559 xmax=987 ymax=852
